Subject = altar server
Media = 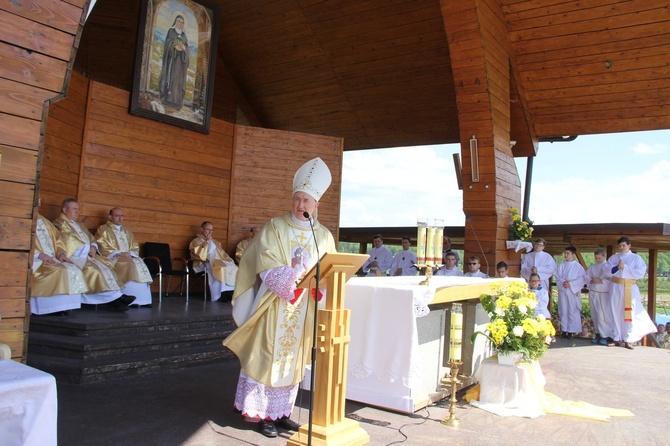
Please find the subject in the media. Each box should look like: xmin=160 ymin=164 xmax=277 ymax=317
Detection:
xmin=555 ymin=246 xmax=586 ymax=338
xmin=584 ymin=248 xmax=615 ymax=345
xmin=435 ymin=252 xmax=463 ymax=276
xmin=606 ymin=236 xmax=657 ymax=350
xmin=362 ymin=234 xmax=393 ymax=276
xmin=521 ymin=238 xmax=557 ymax=292
xmin=390 ymin=237 xmax=418 ymax=276
xmin=223 ymin=157 xmax=337 ymax=438
xmin=529 ymin=273 xmax=551 ymax=319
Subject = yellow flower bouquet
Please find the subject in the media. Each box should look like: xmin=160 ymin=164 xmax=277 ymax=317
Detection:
xmin=508 ymin=208 xmax=533 ymax=241
xmin=472 ymin=280 xmax=555 ymax=361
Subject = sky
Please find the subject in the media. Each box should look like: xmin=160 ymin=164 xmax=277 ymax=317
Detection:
xmin=340 ymin=129 xmax=670 ymax=228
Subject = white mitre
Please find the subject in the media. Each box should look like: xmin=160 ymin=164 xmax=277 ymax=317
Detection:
xmin=293 ymin=157 xmax=332 ymax=202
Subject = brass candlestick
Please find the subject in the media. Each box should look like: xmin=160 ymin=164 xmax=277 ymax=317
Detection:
xmin=441 ymin=360 xmax=462 ymax=428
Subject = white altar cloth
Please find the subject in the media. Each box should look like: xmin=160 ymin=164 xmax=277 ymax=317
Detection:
xmin=342 ymin=276 xmax=517 ymax=413
xmin=0 ymin=360 xmax=58 ymax=446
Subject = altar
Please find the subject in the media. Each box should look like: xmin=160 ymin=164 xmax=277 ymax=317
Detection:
xmin=339 ymin=276 xmax=522 ymax=413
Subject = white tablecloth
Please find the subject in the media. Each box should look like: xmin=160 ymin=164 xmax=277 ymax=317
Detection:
xmin=343 ymin=276 xmax=507 ymax=413
xmin=0 ymin=360 xmax=58 ymax=446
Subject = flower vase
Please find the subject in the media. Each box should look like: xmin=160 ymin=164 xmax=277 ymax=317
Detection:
xmin=497 ymin=351 xmax=522 ymax=366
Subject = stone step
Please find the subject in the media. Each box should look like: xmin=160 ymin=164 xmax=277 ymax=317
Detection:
xmin=27 ymin=326 xmax=232 ymax=360
xmin=27 ymin=346 xmax=235 ymax=384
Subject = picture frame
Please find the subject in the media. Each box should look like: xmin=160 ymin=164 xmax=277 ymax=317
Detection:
xmin=130 ymin=0 xmax=219 ymax=134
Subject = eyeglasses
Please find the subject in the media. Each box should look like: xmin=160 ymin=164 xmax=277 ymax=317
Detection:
xmin=467 ymin=262 xmax=478 ymax=265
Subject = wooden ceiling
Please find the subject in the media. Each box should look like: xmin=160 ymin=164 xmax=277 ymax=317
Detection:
xmin=78 ymin=0 xmax=670 ymax=152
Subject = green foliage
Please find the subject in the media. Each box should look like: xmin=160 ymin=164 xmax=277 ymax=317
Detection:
xmin=508 ymin=208 xmax=533 ymax=241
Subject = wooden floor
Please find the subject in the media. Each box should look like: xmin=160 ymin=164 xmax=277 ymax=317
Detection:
xmin=51 ymin=300 xmax=670 ymax=445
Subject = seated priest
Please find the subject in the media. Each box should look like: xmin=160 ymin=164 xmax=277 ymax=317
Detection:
xmin=235 ymin=226 xmax=260 ymax=264
xmin=31 ymin=197 xmax=87 ymax=315
xmin=95 ymin=207 xmax=153 ymax=307
xmin=189 ymin=221 xmax=237 ymax=302
xmin=52 ymin=198 xmax=136 ymax=311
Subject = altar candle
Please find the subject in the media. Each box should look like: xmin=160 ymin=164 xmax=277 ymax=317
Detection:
xmin=426 ymin=226 xmax=435 ymax=266
xmin=417 ymin=221 xmax=427 ymax=264
xmin=449 ymin=305 xmax=463 ymax=362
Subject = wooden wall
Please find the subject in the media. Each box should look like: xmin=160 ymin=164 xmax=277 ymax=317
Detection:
xmin=0 ymin=0 xmax=88 ymax=361
xmin=228 ymin=125 xmax=343 ymax=252
xmin=41 ymin=75 xmax=235 ymax=262
xmin=40 ymin=74 xmax=343 ymax=290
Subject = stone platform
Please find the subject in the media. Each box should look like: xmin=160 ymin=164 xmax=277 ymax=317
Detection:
xmin=27 ymin=294 xmax=236 ymax=383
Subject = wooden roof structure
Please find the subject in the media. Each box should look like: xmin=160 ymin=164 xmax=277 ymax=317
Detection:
xmin=339 ymin=223 xmax=670 ymax=255
xmin=75 ymin=0 xmax=670 ymax=155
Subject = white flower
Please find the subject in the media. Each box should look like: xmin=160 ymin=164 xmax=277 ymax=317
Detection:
xmin=544 ymin=335 xmax=552 ymax=344
xmin=495 ymin=307 xmax=506 ymax=317
xmin=537 ymin=314 xmax=546 ymax=321
xmin=513 ymin=326 xmax=524 ymax=337
xmin=518 ymin=305 xmax=527 ymax=314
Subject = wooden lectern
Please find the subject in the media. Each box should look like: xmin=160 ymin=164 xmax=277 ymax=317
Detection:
xmin=287 ymin=252 xmax=370 ymax=446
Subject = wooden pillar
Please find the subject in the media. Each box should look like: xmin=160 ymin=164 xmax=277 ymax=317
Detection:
xmin=440 ymin=0 xmax=522 ymax=276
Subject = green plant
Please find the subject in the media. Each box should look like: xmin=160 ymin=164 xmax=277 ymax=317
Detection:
xmin=472 ymin=280 xmax=555 ymax=361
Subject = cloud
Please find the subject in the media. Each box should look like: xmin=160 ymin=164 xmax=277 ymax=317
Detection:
xmin=632 ymin=143 xmax=666 ymax=155
xmin=530 ymin=160 xmax=670 ymax=224
xmin=340 ymin=146 xmax=464 ymax=227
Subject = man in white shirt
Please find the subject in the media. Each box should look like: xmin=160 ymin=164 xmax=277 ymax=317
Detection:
xmin=464 ymin=256 xmax=488 ymax=278
xmin=389 ymin=237 xmax=418 ymax=276
xmin=435 ymin=252 xmax=463 ymax=276
xmin=362 ymin=234 xmax=393 ymax=276
xmin=521 ymin=238 xmax=556 ymax=291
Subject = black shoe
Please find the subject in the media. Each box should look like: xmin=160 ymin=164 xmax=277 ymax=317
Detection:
xmin=566 ymin=333 xmax=574 ymax=339
xmin=560 ymin=332 xmax=568 ymax=339
xmin=624 ymin=342 xmax=634 ymax=350
xmin=259 ymin=421 xmax=278 ymax=438
xmin=119 ymin=294 xmax=136 ymax=306
xmin=277 ymin=416 xmax=301 ymax=431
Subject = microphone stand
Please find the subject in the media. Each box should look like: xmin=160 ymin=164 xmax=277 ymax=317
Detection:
xmin=303 ymin=212 xmax=320 ymax=446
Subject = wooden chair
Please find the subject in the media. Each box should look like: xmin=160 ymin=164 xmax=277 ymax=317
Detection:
xmin=143 ymin=242 xmax=190 ymax=303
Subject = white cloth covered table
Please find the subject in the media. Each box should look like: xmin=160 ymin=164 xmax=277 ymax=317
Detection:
xmin=341 ymin=276 xmax=517 ymax=413
xmin=0 ymin=360 xmax=58 ymax=446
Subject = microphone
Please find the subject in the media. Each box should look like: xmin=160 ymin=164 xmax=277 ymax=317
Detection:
xmin=303 ymin=210 xmax=320 ymax=445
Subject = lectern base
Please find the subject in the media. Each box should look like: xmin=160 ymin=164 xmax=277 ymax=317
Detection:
xmin=286 ymin=418 xmax=370 ymax=446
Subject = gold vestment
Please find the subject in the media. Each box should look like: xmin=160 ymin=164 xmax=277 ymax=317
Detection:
xmin=223 ymin=212 xmax=336 ymax=387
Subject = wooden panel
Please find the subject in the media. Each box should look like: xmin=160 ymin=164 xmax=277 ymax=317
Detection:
xmin=0 ymin=182 xmax=35 ymax=219
xmin=2 ymin=0 xmax=82 ymax=35
xmin=0 ymin=8 xmax=75 ymax=61
xmin=0 ymin=216 xmax=33 ymax=251
xmin=0 ymin=41 xmax=68 ymax=92
xmin=0 ymin=113 xmax=41 ymax=151
xmin=0 ymin=145 xmax=38 ymax=184
xmin=0 ymin=78 xmax=54 ymax=120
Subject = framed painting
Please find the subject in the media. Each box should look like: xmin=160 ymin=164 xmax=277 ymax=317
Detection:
xmin=130 ymin=0 xmax=219 ymax=134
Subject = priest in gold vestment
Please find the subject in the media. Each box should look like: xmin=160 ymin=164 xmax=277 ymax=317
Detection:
xmin=189 ymin=222 xmax=237 ymax=302
xmin=223 ymin=157 xmax=336 ymax=438
xmin=52 ymin=198 xmax=135 ymax=310
xmin=95 ymin=207 xmax=153 ymax=306
xmin=31 ymin=212 xmax=87 ymax=315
